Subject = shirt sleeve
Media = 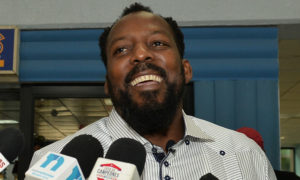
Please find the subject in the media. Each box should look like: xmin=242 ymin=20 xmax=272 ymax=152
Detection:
xmin=266 ymin=159 xmax=277 ymax=180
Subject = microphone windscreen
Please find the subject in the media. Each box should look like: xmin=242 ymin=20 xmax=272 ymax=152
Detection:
xmin=61 ymin=134 xmax=103 ymax=178
xmin=105 ymin=138 xmax=146 ymax=176
xmin=0 ymin=127 xmax=24 ymax=162
xmin=200 ymin=173 xmax=219 ymax=180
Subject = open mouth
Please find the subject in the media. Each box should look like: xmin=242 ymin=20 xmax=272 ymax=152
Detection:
xmin=130 ymin=74 xmax=162 ymax=86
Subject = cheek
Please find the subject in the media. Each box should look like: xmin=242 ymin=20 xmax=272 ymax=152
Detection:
xmin=107 ymin=60 xmax=130 ymax=83
xmin=155 ymin=49 xmax=182 ymax=67
xmin=156 ymin=54 xmax=183 ymax=80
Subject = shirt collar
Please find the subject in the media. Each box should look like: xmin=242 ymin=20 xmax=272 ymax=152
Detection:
xmin=183 ymin=111 xmax=214 ymax=141
xmin=106 ymin=108 xmax=214 ymax=145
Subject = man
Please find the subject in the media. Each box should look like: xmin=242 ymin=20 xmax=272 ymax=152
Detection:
xmin=30 ymin=3 xmax=276 ymax=179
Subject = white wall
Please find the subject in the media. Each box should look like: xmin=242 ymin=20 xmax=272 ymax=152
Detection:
xmin=1 ymin=0 xmax=300 ymax=29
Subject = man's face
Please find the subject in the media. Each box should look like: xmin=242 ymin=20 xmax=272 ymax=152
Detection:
xmin=104 ymin=11 xmax=192 ymax=135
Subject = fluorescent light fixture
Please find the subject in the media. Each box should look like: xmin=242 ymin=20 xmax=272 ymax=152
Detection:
xmin=104 ymin=98 xmax=113 ymax=105
xmin=0 ymin=120 xmax=19 ymax=124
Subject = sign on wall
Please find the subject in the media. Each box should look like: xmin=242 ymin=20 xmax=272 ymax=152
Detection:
xmin=0 ymin=26 xmax=20 ymax=82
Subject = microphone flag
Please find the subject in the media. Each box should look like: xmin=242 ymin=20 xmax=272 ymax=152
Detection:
xmin=25 ymin=152 xmax=85 ymax=180
xmin=88 ymin=158 xmax=139 ymax=180
xmin=0 ymin=153 xmax=9 ymax=172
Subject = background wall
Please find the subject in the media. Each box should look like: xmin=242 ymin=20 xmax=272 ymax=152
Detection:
xmin=0 ymin=0 xmax=300 ymax=29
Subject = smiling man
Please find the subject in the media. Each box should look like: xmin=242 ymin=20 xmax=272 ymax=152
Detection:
xmin=101 ymin=6 xmax=192 ymax=150
xmin=30 ymin=3 xmax=276 ymax=179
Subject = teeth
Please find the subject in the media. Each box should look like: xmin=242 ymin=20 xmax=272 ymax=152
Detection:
xmin=130 ymin=75 xmax=162 ymax=86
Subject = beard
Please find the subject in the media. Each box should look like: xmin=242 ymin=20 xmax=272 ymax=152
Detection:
xmin=107 ymin=62 xmax=186 ymax=136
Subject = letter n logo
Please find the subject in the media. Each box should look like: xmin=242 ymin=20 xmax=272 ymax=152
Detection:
xmin=66 ymin=166 xmax=83 ymax=180
xmin=40 ymin=153 xmax=64 ymax=171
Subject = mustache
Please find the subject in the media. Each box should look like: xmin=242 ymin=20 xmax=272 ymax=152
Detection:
xmin=124 ymin=63 xmax=167 ymax=85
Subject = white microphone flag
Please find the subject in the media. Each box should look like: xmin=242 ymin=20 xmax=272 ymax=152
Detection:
xmin=25 ymin=152 xmax=85 ymax=180
xmin=0 ymin=153 xmax=9 ymax=172
xmin=88 ymin=158 xmax=139 ymax=180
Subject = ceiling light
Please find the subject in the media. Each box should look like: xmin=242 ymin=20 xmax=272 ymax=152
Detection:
xmin=104 ymin=98 xmax=113 ymax=105
xmin=0 ymin=120 xmax=19 ymax=124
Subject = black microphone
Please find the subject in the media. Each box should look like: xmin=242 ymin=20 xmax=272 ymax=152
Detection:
xmin=0 ymin=127 xmax=24 ymax=172
xmin=61 ymin=134 xmax=104 ymax=178
xmin=89 ymin=138 xmax=146 ymax=179
xmin=200 ymin=173 xmax=219 ymax=180
xmin=105 ymin=138 xmax=146 ymax=176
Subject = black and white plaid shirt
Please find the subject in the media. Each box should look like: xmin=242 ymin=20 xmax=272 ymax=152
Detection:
xmin=30 ymin=108 xmax=276 ymax=180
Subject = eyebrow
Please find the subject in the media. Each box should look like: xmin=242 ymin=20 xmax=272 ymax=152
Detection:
xmin=109 ymin=37 xmax=127 ymax=48
xmin=150 ymin=30 xmax=170 ymax=37
xmin=109 ymin=30 xmax=170 ymax=48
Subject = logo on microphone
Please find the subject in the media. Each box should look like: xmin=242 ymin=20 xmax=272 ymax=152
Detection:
xmin=31 ymin=153 xmax=83 ymax=180
xmin=96 ymin=163 xmax=121 ymax=180
xmin=0 ymin=159 xmax=6 ymax=168
xmin=66 ymin=166 xmax=83 ymax=180
xmin=40 ymin=153 xmax=64 ymax=171
xmin=0 ymin=153 xmax=9 ymax=172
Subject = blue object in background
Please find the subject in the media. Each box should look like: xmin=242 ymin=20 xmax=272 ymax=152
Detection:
xmin=0 ymin=29 xmax=15 ymax=71
xmin=190 ymin=27 xmax=279 ymax=169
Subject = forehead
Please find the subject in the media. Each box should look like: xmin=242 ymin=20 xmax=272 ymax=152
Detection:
xmin=107 ymin=12 xmax=174 ymax=44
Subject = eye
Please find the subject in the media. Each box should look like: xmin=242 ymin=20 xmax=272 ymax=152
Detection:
xmin=152 ymin=41 xmax=165 ymax=47
xmin=114 ymin=47 xmax=127 ymax=55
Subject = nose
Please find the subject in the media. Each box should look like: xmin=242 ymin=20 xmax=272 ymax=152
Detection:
xmin=131 ymin=43 xmax=153 ymax=64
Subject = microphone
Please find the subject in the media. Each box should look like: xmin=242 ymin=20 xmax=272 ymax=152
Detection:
xmin=89 ymin=138 xmax=146 ymax=180
xmin=200 ymin=173 xmax=219 ymax=180
xmin=0 ymin=127 xmax=24 ymax=172
xmin=61 ymin=134 xmax=104 ymax=178
xmin=25 ymin=134 xmax=103 ymax=180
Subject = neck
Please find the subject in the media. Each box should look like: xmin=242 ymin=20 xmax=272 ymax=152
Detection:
xmin=143 ymin=108 xmax=185 ymax=152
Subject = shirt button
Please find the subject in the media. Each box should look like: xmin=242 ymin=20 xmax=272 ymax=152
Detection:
xmin=164 ymin=175 xmax=171 ymax=180
xmin=185 ymin=139 xmax=190 ymax=145
xmin=164 ymin=161 xmax=169 ymax=167
xmin=220 ymin=150 xmax=226 ymax=156
xmin=152 ymin=147 xmax=157 ymax=153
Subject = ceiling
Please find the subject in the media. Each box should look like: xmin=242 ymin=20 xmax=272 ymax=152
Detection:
xmin=0 ymin=98 xmax=113 ymax=142
xmin=0 ymin=24 xmax=299 ymax=147
xmin=34 ymin=98 xmax=113 ymax=141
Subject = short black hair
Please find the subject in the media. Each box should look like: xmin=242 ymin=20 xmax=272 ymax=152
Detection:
xmin=99 ymin=2 xmax=185 ymax=67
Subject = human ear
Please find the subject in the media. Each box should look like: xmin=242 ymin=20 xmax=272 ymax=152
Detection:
xmin=104 ymin=75 xmax=110 ymax=96
xmin=182 ymin=59 xmax=192 ymax=84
